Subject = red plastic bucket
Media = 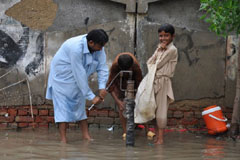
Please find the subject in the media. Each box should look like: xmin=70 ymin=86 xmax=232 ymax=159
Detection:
xmin=202 ymin=105 xmax=228 ymax=135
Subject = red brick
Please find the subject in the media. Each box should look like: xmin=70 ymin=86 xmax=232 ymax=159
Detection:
xmin=8 ymin=108 xmax=17 ymax=116
xmin=95 ymin=117 xmax=114 ymax=125
xmin=184 ymin=111 xmax=194 ymax=118
xmin=47 ymin=116 xmax=55 ymax=123
xmin=167 ymin=118 xmax=177 ymax=126
xmin=194 ymin=111 xmax=202 ymax=119
xmin=18 ymin=123 xmax=29 ymax=128
xmin=35 ymin=116 xmax=48 ymax=123
xmin=167 ymin=110 xmax=173 ymax=118
xmin=18 ymin=109 xmax=28 ymax=116
xmin=29 ymin=123 xmax=39 ymax=128
xmin=0 ymin=109 xmax=7 ymax=116
xmin=109 ymin=110 xmax=118 ymax=118
xmin=49 ymin=109 xmax=54 ymax=116
xmin=32 ymin=109 xmax=38 ymax=115
xmin=39 ymin=110 xmax=49 ymax=116
xmin=0 ymin=116 xmax=14 ymax=122
xmin=173 ymin=111 xmax=183 ymax=118
xmin=169 ymin=105 xmax=177 ymax=111
xmin=179 ymin=106 xmax=192 ymax=111
xmin=180 ymin=118 xmax=198 ymax=126
xmin=199 ymin=119 xmax=206 ymax=127
xmin=87 ymin=117 xmax=94 ymax=123
xmin=36 ymin=116 xmax=54 ymax=123
xmin=38 ymin=123 xmax=49 ymax=128
xmin=15 ymin=116 xmax=34 ymax=122
xmin=97 ymin=110 xmax=108 ymax=117
xmin=89 ymin=109 xmax=97 ymax=117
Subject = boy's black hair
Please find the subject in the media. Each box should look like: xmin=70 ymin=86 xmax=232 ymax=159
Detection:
xmin=86 ymin=29 xmax=109 ymax=46
xmin=158 ymin=24 xmax=175 ymax=35
xmin=118 ymin=54 xmax=133 ymax=70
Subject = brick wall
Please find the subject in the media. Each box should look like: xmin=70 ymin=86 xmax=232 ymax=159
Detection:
xmin=0 ymin=104 xmax=233 ymax=129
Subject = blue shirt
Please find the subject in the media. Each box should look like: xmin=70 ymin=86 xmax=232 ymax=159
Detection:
xmin=46 ymin=34 xmax=109 ymax=101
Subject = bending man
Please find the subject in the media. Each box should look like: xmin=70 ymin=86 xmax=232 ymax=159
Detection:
xmin=46 ymin=29 xmax=109 ymax=143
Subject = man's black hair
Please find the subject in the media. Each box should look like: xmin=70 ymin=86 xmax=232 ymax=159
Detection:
xmin=118 ymin=54 xmax=133 ymax=70
xmin=158 ymin=24 xmax=175 ymax=35
xmin=86 ymin=29 xmax=109 ymax=46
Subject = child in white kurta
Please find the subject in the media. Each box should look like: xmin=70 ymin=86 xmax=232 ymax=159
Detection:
xmin=147 ymin=24 xmax=178 ymax=144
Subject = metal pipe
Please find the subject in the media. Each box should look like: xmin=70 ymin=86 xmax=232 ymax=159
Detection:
xmin=88 ymin=71 xmax=121 ymax=111
xmin=125 ymin=72 xmax=135 ymax=147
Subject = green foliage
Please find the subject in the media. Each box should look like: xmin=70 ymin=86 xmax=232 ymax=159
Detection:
xmin=200 ymin=0 xmax=240 ymax=36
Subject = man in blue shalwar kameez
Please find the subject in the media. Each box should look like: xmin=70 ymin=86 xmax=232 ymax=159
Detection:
xmin=46 ymin=29 xmax=109 ymax=143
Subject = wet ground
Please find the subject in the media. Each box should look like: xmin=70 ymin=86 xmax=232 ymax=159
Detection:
xmin=0 ymin=127 xmax=239 ymax=160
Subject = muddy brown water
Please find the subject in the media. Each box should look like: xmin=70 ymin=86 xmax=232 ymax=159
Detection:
xmin=0 ymin=127 xmax=239 ymax=160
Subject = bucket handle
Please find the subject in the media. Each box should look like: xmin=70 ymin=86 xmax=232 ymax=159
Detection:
xmin=209 ymin=114 xmax=227 ymax=122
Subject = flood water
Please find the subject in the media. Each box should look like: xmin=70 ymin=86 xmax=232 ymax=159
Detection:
xmin=0 ymin=127 xmax=239 ymax=160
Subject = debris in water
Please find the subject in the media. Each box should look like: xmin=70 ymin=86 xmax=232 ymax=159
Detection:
xmin=107 ymin=125 xmax=114 ymax=132
xmin=4 ymin=113 xmax=8 ymax=117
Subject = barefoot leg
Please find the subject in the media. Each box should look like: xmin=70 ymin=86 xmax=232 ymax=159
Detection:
xmin=119 ymin=110 xmax=127 ymax=134
xmin=153 ymin=120 xmax=159 ymax=143
xmin=80 ymin=119 xmax=91 ymax=140
xmin=154 ymin=129 xmax=164 ymax=145
xmin=59 ymin=122 xmax=67 ymax=143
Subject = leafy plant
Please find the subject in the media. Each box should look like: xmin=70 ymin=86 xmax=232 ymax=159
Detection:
xmin=199 ymin=0 xmax=240 ymax=36
xmin=199 ymin=0 xmax=240 ymax=137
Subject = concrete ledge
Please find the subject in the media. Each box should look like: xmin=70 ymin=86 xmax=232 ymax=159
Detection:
xmin=109 ymin=0 xmax=136 ymax=13
xmin=138 ymin=0 xmax=160 ymax=13
xmin=109 ymin=0 xmax=162 ymax=13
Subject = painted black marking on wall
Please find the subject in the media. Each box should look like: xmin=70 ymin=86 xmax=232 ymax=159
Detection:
xmin=84 ymin=17 xmax=89 ymax=25
xmin=25 ymin=33 xmax=44 ymax=76
xmin=0 ymin=24 xmax=44 ymax=76
xmin=106 ymin=27 xmax=115 ymax=36
xmin=0 ymin=25 xmax=29 ymax=68
xmin=175 ymin=33 xmax=199 ymax=66
xmin=227 ymin=43 xmax=236 ymax=60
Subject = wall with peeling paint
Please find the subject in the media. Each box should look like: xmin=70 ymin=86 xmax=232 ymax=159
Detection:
xmin=0 ymin=0 xmax=237 ymax=109
xmin=225 ymin=36 xmax=239 ymax=108
xmin=0 ymin=0 xmax=135 ymax=108
xmin=0 ymin=0 xmax=46 ymax=106
xmin=136 ymin=0 xmax=236 ymax=108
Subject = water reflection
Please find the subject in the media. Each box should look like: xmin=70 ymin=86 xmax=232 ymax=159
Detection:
xmin=203 ymin=138 xmax=225 ymax=160
xmin=0 ymin=128 xmax=239 ymax=160
xmin=59 ymin=143 xmax=67 ymax=160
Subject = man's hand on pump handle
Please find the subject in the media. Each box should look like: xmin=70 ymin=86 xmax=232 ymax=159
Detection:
xmin=91 ymin=96 xmax=103 ymax=105
xmin=99 ymin=89 xmax=108 ymax=99
xmin=91 ymin=89 xmax=107 ymax=105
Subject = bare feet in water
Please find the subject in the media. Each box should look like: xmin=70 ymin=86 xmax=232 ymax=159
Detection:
xmin=153 ymin=136 xmax=163 ymax=145
xmin=61 ymin=138 xmax=67 ymax=144
xmin=83 ymin=134 xmax=93 ymax=141
xmin=154 ymin=139 xmax=163 ymax=145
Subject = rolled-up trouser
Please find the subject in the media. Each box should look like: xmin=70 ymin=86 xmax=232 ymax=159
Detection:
xmin=154 ymin=78 xmax=170 ymax=129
